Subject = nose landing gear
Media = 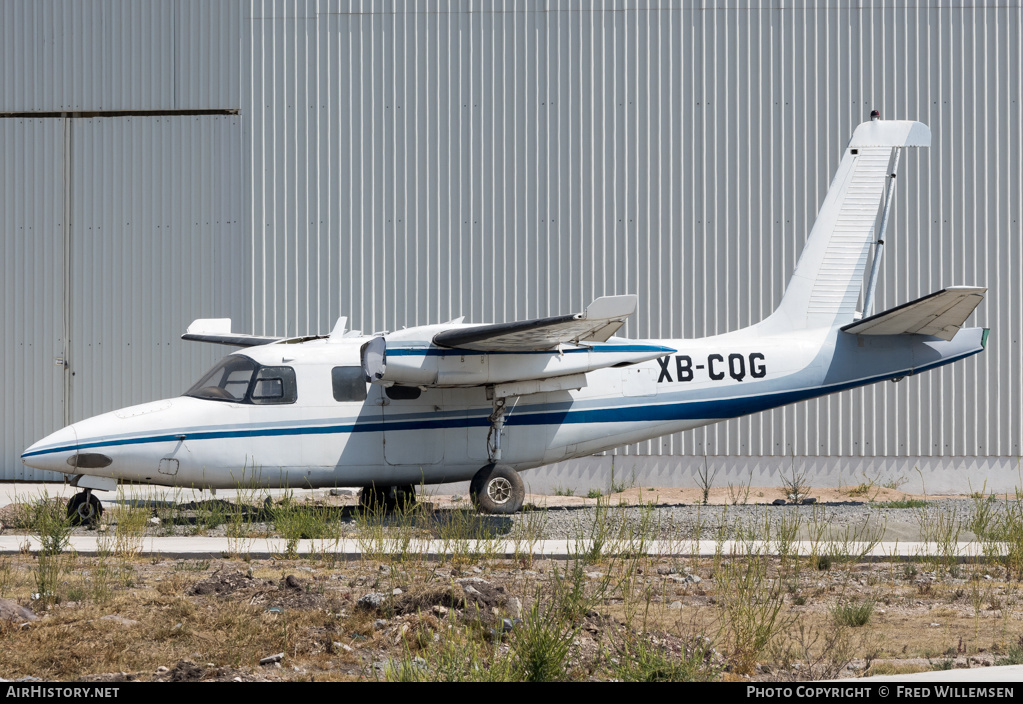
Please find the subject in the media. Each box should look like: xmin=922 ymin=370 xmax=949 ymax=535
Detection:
xmin=66 ymin=490 xmax=103 ymax=527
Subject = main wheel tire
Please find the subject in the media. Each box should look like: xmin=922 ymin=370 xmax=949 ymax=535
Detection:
xmin=66 ymin=492 xmax=103 ymax=527
xmin=470 ymin=463 xmax=525 ymax=515
xmin=359 ymin=484 xmax=417 ymax=513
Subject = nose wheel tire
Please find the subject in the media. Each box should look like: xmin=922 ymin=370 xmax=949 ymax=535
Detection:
xmin=66 ymin=491 xmax=103 ymax=527
xmin=470 ymin=463 xmax=525 ymax=515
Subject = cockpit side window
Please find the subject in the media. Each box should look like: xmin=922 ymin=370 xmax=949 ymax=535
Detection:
xmin=332 ymin=366 xmax=368 ymax=402
xmin=185 ymin=356 xmax=297 ymax=405
xmin=186 ymin=356 xmax=258 ymax=402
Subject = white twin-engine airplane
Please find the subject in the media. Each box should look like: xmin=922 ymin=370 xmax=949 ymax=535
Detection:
xmin=23 ymin=117 xmax=988 ymax=523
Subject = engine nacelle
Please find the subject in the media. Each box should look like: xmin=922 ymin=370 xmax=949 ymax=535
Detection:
xmin=361 ymin=336 xmax=673 ymax=388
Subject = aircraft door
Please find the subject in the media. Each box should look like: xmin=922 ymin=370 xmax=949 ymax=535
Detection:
xmin=381 ymin=385 xmax=445 ymax=466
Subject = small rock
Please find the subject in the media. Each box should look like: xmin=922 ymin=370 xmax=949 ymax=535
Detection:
xmin=772 ymin=499 xmax=787 ymax=506
xmin=356 ymin=592 xmax=388 ymax=611
xmin=688 ymin=574 xmax=702 ymax=584
xmin=392 ymin=588 xmax=403 ymax=596
xmin=471 ymin=566 xmax=483 ymax=574
xmin=656 ymin=566 xmax=674 ymax=576
xmin=433 ymin=605 xmax=449 ymax=616
xmin=155 ymin=666 xmax=170 ymax=675
xmin=451 ymin=495 xmax=462 ymax=502
xmin=456 ymin=577 xmax=490 ymax=585
xmin=260 ymin=653 xmax=284 ymax=666
xmin=149 ymin=517 xmax=161 ymax=525
xmin=0 ymin=598 xmax=37 ymax=624
xmin=99 ymin=614 xmax=139 ymax=627
xmin=668 ymin=601 xmax=683 ymax=610
xmin=285 ymin=574 xmax=304 ymax=591
xmin=506 ymin=597 xmax=522 ymax=618
xmin=329 ymin=488 xmax=357 ymax=497
xmin=585 ymin=572 xmax=604 ymax=580
xmin=801 ymin=497 xmax=817 ymax=505
xmin=373 ymin=619 xmax=388 ymax=630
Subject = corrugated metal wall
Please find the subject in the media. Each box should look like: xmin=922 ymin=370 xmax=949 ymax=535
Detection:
xmin=246 ymin=0 xmax=1021 ymax=465
xmin=0 ymin=0 xmax=241 ymax=112
xmin=2 ymin=0 xmax=1020 ymax=481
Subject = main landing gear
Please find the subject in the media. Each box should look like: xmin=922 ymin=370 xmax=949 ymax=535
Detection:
xmin=469 ymin=393 xmax=525 ymax=515
xmin=359 ymin=483 xmax=417 ymax=512
xmin=67 ymin=489 xmax=103 ymax=527
xmin=470 ymin=462 xmax=525 ymax=515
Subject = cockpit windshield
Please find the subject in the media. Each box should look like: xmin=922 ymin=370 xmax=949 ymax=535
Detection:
xmin=185 ymin=355 xmax=297 ymax=405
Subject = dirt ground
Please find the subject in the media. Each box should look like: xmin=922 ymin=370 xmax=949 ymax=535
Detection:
xmin=1 ymin=486 xmax=1021 ymax=682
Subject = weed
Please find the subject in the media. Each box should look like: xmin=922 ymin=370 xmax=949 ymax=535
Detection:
xmin=781 ymin=464 xmax=810 ymax=504
xmin=388 ymin=628 xmax=512 ymax=682
xmin=0 ymin=558 xmax=15 ymax=597
xmin=831 ymin=600 xmax=874 ymax=627
xmin=511 ymin=596 xmax=575 ymax=681
xmin=587 ymin=489 xmax=603 ymax=499
xmin=696 ymin=461 xmax=719 ymax=505
xmin=876 ymin=499 xmax=928 ymax=509
xmin=32 ymin=491 xmax=74 ymax=556
xmin=995 ymin=636 xmax=1023 ymax=666
xmin=768 ymin=622 xmax=856 ymax=681
xmin=812 ymin=554 xmax=832 ymax=571
xmin=554 ymin=486 xmax=575 ymax=497
xmin=33 ymin=551 xmax=74 ymax=605
xmin=847 ymin=483 xmax=873 ymax=498
xmin=717 ymin=554 xmax=793 ymax=675
xmin=610 ymin=633 xmax=721 ymax=682
xmin=726 ymin=472 xmax=752 ymax=506
xmin=113 ymin=488 xmax=151 ymax=557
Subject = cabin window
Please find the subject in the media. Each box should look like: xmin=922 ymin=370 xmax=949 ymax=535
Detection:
xmin=332 ymin=366 xmax=368 ymax=402
xmin=250 ymin=366 xmax=298 ymax=405
xmin=385 ymin=385 xmax=422 ymax=400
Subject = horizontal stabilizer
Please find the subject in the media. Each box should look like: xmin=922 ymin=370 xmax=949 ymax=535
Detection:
xmin=432 ymin=295 xmax=638 ymax=351
xmin=182 ymin=319 xmax=282 ymax=347
xmin=841 ymin=287 xmax=986 ymax=341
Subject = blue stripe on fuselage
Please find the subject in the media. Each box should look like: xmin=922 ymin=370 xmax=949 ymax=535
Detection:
xmin=21 ymin=346 xmax=980 ymax=459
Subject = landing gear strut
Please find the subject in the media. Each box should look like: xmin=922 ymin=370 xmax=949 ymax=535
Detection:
xmin=66 ymin=490 xmax=103 ymax=527
xmin=471 ymin=392 xmax=525 ymax=514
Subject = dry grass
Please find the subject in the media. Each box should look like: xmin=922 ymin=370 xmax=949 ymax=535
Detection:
xmin=0 ymin=549 xmax=1018 ymax=681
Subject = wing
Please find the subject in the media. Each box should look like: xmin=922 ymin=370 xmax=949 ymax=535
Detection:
xmin=181 ymin=319 xmax=283 ymax=347
xmin=365 ymin=295 xmax=673 ymax=389
xmin=842 ymin=287 xmax=986 ymax=341
xmin=432 ymin=295 xmax=638 ymax=351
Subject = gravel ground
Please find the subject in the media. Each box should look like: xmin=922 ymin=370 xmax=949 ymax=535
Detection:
xmin=0 ymin=487 xmax=1006 ymax=545
xmin=520 ymin=498 xmax=994 ymax=543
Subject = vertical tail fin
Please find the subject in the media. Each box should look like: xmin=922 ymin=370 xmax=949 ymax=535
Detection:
xmin=764 ymin=120 xmax=930 ymax=332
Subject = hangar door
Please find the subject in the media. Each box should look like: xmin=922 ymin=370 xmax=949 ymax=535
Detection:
xmin=0 ymin=115 xmax=245 ymax=480
xmin=0 ymin=118 xmax=66 ymax=480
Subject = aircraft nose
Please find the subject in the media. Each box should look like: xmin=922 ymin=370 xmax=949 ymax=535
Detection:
xmin=21 ymin=424 xmax=79 ymax=474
